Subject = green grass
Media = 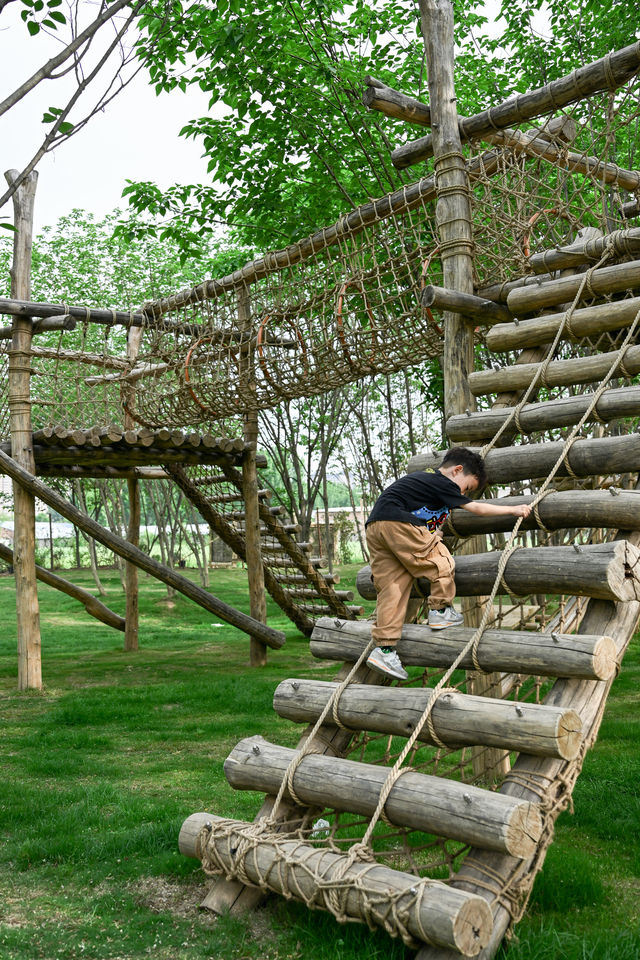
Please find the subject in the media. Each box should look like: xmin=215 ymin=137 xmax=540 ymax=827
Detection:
xmin=0 ymin=565 xmax=638 ymax=959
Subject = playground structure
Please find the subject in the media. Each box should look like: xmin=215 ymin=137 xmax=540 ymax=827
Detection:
xmin=2 ymin=1 xmax=640 ymax=955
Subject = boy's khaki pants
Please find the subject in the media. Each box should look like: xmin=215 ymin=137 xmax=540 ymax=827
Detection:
xmin=366 ymin=520 xmax=456 ymax=644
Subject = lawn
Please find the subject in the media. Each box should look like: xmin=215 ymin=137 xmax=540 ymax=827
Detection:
xmin=0 ymin=564 xmax=638 ymax=959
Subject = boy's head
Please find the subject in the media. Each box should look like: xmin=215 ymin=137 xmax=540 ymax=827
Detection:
xmin=439 ymin=447 xmax=487 ymax=493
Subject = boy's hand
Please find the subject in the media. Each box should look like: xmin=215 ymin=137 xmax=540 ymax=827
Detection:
xmin=513 ymin=503 xmax=532 ymax=518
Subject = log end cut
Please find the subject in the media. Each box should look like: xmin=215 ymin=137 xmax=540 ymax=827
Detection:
xmin=505 ymin=801 xmax=543 ymax=859
xmin=591 ymin=634 xmax=619 ymax=680
xmin=448 ymin=894 xmax=493 ymax=957
xmin=556 ymin=709 xmax=583 ymax=760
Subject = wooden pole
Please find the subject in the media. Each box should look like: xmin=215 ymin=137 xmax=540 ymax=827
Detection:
xmin=6 ymin=168 xmax=41 ymax=691
xmin=238 ymin=287 xmax=268 ymax=666
xmin=0 ymin=541 xmax=125 ymax=631
xmin=123 ymin=325 xmax=143 ymax=652
xmin=419 ymin=0 xmax=504 ymax=777
xmin=124 ymin=477 xmax=140 ymax=651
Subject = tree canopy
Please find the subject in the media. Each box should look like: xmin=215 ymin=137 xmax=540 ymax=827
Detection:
xmin=122 ymin=0 xmax=639 ymax=257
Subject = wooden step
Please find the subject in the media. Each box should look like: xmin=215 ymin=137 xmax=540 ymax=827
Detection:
xmin=408 ymin=434 xmax=640 ymax=483
xmin=440 ymin=490 xmax=640 ymax=536
xmin=273 ymin=679 xmax=582 ymax=759
xmin=507 ymin=258 xmax=640 ymax=315
xmin=446 ymin=385 xmax=640 ymax=441
xmin=179 ymin=812 xmax=493 ymax=957
xmin=310 ymin=618 xmax=617 ymax=680
xmin=225 ymin=736 xmax=542 ymax=858
xmin=356 ymin=541 xmax=640 ymax=602
xmin=485 ymin=296 xmax=640 ymax=353
xmin=468 ymin=344 xmax=640 ymax=396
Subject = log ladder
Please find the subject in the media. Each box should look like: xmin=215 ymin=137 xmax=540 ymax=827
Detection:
xmin=179 ymin=234 xmax=640 ymax=956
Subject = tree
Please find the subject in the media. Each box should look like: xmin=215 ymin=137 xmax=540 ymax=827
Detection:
xmin=122 ymin=0 xmax=640 ymax=259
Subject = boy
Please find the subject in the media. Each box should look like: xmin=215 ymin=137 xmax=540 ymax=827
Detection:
xmin=365 ymin=448 xmax=532 ymax=680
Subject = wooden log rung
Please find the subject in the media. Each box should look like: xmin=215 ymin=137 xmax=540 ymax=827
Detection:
xmin=179 ymin=812 xmax=493 ymax=956
xmin=358 ymin=539 xmax=640 ymax=603
xmin=310 ymin=618 xmax=617 ymax=680
xmin=273 ymin=678 xmax=583 ymax=759
xmin=446 ymin=384 xmax=640 ymax=441
xmin=225 ymin=736 xmax=543 ymax=858
xmin=408 ymin=435 xmax=640 ymax=485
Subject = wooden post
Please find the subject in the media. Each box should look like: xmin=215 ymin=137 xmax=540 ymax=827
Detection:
xmin=125 ymin=476 xmax=140 ymax=651
xmin=238 ymin=287 xmax=268 ymax=666
xmin=419 ymin=3 xmax=508 ymax=778
xmin=6 ymin=168 xmax=41 ymax=691
xmin=123 ymin=325 xmax=143 ymax=651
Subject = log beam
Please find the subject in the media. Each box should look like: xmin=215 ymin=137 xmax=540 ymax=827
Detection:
xmin=180 ymin=812 xmax=493 ymax=956
xmin=356 ymin=541 xmax=640 ymax=603
xmin=422 ymin=286 xmax=512 ymax=324
xmin=507 ymin=259 xmax=640 ymax=315
xmin=309 ymin=618 xmax=617 ymax=681
xmin=442 ymin=490 xmax=640 ymax=536
xmin=273 ymin=679 xmax=582 ymax=760
xmin=468 ymin=344 xmax=640 ymax=396
xmin=408 ymin=434 xmax=640 ymax=483
xmin=485 ymin=296 xmax=640 ymax=352
xmin=446 ymin=385 xmax=640 ymax=441
xmin=225 ymin=737 xmax=543 ymax=859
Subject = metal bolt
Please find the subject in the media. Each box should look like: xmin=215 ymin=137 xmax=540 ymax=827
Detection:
xmin=515 ymin=705 xmax=524 ymax=717
xmin=551 ymin=632 xmax=560 ymax=643
xmin=291 ymin=681 xmax=299 ymax=691
xmin=463 ymin=793 xmax=473 ymax=805
xmin=252 ymin=744 xmax=261 ymax=755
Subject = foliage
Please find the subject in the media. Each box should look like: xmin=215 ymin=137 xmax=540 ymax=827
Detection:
xmin=124 ymin=0 xmax=640 ymax=257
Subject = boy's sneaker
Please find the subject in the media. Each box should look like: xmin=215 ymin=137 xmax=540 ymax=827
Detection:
xmin=366 ymin=646 xmax=409 ymax=681
xmin=428 ymin=606 xmax=465 ymax=630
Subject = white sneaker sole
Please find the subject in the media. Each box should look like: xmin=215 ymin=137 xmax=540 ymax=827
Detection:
xmin=366 ymin=654 xmax=408 ymax=681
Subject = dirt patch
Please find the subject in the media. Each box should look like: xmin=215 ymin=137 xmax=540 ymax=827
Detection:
xmin=130 ymin=876 xmax=216 ymax=926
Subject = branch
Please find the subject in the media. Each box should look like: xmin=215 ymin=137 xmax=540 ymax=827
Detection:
xmin=0 ymin=0 xmax=137 ymax=118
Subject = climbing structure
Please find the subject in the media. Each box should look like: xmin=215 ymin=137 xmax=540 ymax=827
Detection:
xmin=175 ymin=27 xmax=640 ymax=960
xmin=1 ymin=6 xmax=640 ymax=956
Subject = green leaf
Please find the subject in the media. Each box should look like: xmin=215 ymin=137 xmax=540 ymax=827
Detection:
xmin=27 ymin=20 xmax=40 ymax=35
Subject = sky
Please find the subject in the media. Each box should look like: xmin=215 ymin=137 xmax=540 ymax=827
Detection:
xmin=0 ymin=1 xmax=551 ymax=237
xmin=0 ymin=5 xmax=215 ymax=233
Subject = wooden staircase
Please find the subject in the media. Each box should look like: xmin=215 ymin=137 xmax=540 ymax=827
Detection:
xmin=167 ymin=460 xmax=362 ymax=636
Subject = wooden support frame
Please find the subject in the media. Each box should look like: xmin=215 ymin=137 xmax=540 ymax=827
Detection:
xmin=6 ymin=167 xmax=41 ymax=691
xmin=390 ymin=40 xmax=640 ymax=166
xmin=420 ymin=0 xmax=505 ymax=779
xmin=0 ymin=447 xmax=286 ymax=650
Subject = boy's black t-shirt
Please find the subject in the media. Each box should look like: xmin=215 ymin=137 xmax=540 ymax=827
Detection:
xmin=366 ymin=471 xmax=472 ymax=532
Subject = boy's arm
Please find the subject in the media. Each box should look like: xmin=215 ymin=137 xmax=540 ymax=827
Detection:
xmin=461 ymin=500 xmax=532 ymax=518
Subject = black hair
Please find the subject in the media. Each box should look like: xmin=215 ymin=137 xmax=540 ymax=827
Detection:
xmin=441 ymin=447 xmax=488 ymax=489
